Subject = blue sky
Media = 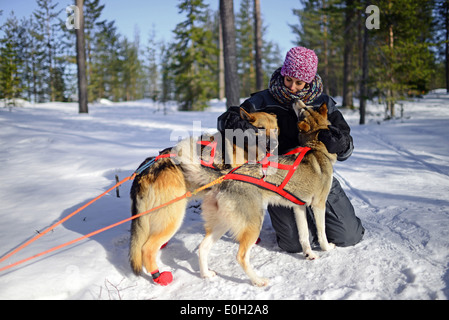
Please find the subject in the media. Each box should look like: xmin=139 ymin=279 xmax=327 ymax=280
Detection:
xmin=0 ymin=0 xmax=301 ymax=55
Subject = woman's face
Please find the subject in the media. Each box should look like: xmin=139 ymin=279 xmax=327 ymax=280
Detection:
xmin=284 ymin=76 xmax=306 ymax=93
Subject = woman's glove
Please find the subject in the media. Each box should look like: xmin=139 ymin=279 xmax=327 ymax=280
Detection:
xmin=217 ymin=107 xmax=259 ymax=132
xmin=318 ymin=125 xmax=348 ymax=155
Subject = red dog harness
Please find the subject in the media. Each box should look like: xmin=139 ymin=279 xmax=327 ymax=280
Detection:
xmin=197 ymin=140 xmax=218 ymax=169
xmin=222 ymin=147 xmax=311 ymax=205
xmin=143 ymin=141 xmax=310 ymax=206
xmin=195 ymin=140 xmax=310 ymax=205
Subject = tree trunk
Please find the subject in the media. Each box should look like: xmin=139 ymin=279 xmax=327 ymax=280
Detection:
xmin=219 ymin=0 xmax=240 ymax=108
xmin=321 ymin=0 xmax=329 ymax=95
xmin=342 ymin=0 xmax=354 ymax=108
xmin=359 ymin=11 xmax=369 ymax=125
xmin=253 ymin=0 xmax=263 ymax=91
xmin=385 ymin=0 xmax=395 ymax=119
xmin=386 ymin=22 xmax=395 ymax=119
xmin=445 ymin=0 xmax=449 ymax=93
xmin=76 ymin=0 xmax=88 ymax=113
xmin=218 ymin=15 xmax=225 ymax=100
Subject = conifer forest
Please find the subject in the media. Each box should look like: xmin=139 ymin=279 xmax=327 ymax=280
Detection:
xmin=0 ymin=0 xmax=447 ymax=120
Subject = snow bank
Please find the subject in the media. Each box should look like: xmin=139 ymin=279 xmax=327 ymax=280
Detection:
xmin=0 ymin=94 xmax=448 ymax=300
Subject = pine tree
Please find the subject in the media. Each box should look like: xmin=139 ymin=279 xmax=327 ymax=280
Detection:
xmin=32 ymin=0 xmax=63 ymax=102
xmin=90 ymin=20 xmax=120 ymax=101
xmin=160 ymin=40 xmax=176 ymax=106
xmin=144 ymin=27 xmax=161 ymax=101
xmin=27 ymin=14 xmax=47 ymax=103
xmin=84 ymin=0 xmax=106 ymax=102
xmin=359 ymin=0 xmax=369 ymax=125
xmin=219 ymin=0 xmax=240 ymax=108
xmin=235 ymin=0 xmax=282 ymax=97
xmin=253 ymin=0 xmax=264 ymax=91
xmin=236 ymin=0 xmax=256 ymax=97
xmin=120 ymin=36 xmax=144 ymax=101
xmin=218 ymin=13 xmax=225 ymax=100
xmin=172 ymin=0 xmax=218 ymax=111
xmin=342 ymin=0 xmax=356 ymax=108
xmin=0 ymin=13 xmax=24 ymax=106
xmin=262 ymin=41 xmax=283 ymax=84
xmin=291 ymin=0 xmax=344 ymax=96
xmin=291 ymin=0 xmax=437 ymax=120
xmin=369 ymin=0 xmax=435 ymax=118
xmin=433 ymin=0 xmax=449 ymax=92
xmin=0 ymin=37 xmax=22 ymax=106
xmin=75 ymin=0 xmax=88 ymax=112
xmin=17 ymin=17 xmax=34 ymax=102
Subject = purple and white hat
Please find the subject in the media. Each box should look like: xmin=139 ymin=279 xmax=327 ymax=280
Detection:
xmin=280 ymin=46 xmax=318 ymax=84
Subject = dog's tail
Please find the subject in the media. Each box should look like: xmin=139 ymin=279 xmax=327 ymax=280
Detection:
xmin=129 ymin=170 xmax=151 ymax=275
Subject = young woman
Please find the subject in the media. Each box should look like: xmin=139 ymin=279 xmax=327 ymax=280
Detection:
xmin=217 ymin=46 xmax=364 ymax=252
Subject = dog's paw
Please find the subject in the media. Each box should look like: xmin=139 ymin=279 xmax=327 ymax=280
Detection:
xmin=153 ymin=271 xmax=173 ymax=286
xmin=323 ymin=242 xmax=336 ymax=251
xmin=201 ymin=270 xmax=217 ymax=279
xmin=252 ymin=277 xmax=269 ymax=287
xmin=305 ymin=250 xmax=319 ymax=260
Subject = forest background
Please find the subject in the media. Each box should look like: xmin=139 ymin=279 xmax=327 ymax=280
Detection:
xmin=0 ymin=0 xmax=448 ymax=122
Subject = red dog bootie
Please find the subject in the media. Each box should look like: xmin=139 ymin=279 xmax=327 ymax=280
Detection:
xmin=151 ymin=270 xmax=173 ymax=286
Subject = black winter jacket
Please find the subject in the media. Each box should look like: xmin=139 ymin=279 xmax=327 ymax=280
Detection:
xmin=217 ymin=89 xmax=353 ymax=161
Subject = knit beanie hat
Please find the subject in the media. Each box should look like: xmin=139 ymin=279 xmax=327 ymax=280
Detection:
xmin=280 ymin=46 xmax=318 ymax=84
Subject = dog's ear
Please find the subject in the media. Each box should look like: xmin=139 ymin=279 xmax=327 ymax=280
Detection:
xmin=298 ymin=121 xmax=311 ymax=133
xmin=318 ymin=103 xmax=328 ymax=117
xmin=240 ymin=108 xmax=255 ymax=122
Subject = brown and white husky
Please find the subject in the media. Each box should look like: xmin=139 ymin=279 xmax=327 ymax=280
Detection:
xmin=176 ymin=101 xmax=336 ymax=286
xmin=129 ymin=108 xmax=279 ymax=285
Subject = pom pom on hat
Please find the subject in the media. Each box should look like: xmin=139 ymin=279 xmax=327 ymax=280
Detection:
xmin=280 ymin=46 xmax=318 ymax=83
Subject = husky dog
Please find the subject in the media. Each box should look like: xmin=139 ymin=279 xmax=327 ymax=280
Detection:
xmin=129 ymin=109 xmax=279 ymax=285
xmin=176 ymin=101 xmax=336 ymax=287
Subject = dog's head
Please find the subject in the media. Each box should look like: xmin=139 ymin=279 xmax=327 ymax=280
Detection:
xmin=296 ymin=103 xmax=331 ymax=150
xmin=240 ymin=108 xmax=279 ymax=153
xmin=240 ymin=108 xmax=279 ymax=135
xmin=297 ymin=103 xmax=329 ymax=133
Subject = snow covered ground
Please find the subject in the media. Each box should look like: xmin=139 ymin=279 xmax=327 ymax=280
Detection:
xmin=0 ymin=91 xmax=448 ymax=300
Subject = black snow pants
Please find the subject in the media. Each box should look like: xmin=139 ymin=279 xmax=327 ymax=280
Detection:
xmin=267 ymin=177 xmax=364 ymax=253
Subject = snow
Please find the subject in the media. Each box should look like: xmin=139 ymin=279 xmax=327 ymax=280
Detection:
xmin=0 ymin=93 xmax=448 ymax=300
